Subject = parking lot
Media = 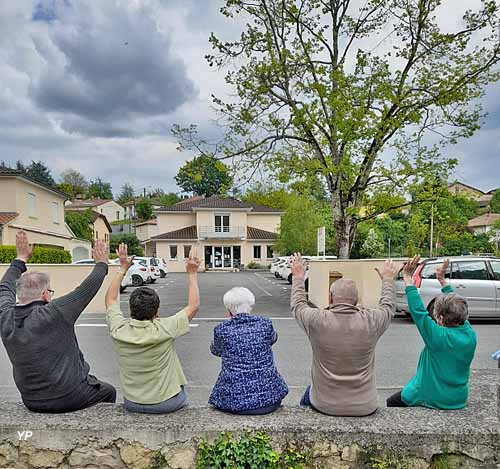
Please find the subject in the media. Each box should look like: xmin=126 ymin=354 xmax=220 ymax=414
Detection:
xmin=0 ymin=270 xmax=499 ymax=405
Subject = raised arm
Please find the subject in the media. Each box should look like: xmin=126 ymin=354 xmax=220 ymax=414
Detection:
xmin=403 ymin=256 xmax=444 ymax=349
xmin=290 ymin=253 xmax=319 ymax=335
xmin=105 ymin=243 xmax=134 ymax=309
xmin=184 ymin=248 xmax=201 ymax=320
xmin=52 ymin=240 xmax=109 ymax=324
xmin=436 ymin=259 xmax=454 ymax=295
xmin=0 ymin=231 xmax=32 ymax=311
xmin=371 ymin=260 xmax=399 ymax=333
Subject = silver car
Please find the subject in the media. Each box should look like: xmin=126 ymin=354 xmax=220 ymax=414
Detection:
xmin=395 ymin=256 xmax=500 ymax=318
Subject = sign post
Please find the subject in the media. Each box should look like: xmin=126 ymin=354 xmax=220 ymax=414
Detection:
xmin=317 ymin=226 xmax=326 ymax=258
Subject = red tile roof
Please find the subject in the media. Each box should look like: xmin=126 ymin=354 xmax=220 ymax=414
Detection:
xmin=247 ymin=226 xmax=277 ymax=240
xmin=468 ymin=213 xmax=500 ymax=228
xmin=67 ymin=198 xmax=113 ymax=209
xmin=158 ymin=196 xmax=282 ymax=213
xmin=152 ymin=225 xmax=198 ymax=240
xmin=0 ymin=212 xmax=18 ymax=226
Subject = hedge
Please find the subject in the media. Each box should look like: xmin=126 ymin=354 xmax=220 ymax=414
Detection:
xmin=0 ymin=246 xmax=72 ymax=264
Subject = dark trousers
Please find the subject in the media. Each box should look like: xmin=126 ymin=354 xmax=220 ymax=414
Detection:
xmin=386 ymin=390 xmax=408 ymax=408
xmin=300 ymin=385 xmax=320 ymax=411
xmin=219 ymin=402 xmax=282 ymax=415
xmin=23 ymin=375 xmax=116 ymax=414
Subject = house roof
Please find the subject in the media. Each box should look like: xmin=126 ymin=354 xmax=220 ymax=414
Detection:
xmin=152 ymin=225 xmax=198 ymax=240
xmin=467 ymin=213 xmax=500 ymax=228
xmin=67 ymin=198 xmax=114 ymax=209
xmin=157 ymin=196 xmax=283 ymax=213
xmin=0 ymin=168 xmax=69 ymax=199
xmin=247 ymin=226 xmax=277 ymax=240
xmin=136 ymin=220 xmax=157 ymax=227
xmin=488 ymin=188 xmax=500 ymax=195
xmin=0 ymin=212 xmax=18 ymax=226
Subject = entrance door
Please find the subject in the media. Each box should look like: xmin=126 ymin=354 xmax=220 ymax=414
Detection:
xmin=233 ymin=246 xmax=241 ymax=268
xmin=223 ymin=246 xmax=232 ymax=268
xmin=214 ymin=246 xmax=223 ymax=268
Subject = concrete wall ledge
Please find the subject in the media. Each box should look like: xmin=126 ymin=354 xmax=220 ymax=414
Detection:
xmin=0 ymin=370 xmax=498 ymax=468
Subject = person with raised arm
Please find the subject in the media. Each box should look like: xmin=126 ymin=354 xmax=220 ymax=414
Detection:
xmin=387 ymin=257 xmax=477 ymax=409
xmin=290 ymin=252 xmax=400 ymax=416
xmin=105 ymin=243 xmax=200 ymax=414
xmin=0 ymin=231 xmax=115 ymax=413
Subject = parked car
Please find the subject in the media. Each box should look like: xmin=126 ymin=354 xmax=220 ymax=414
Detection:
xmin=134 ymin=257 xmax=161 ymax=284
xmin=155 ymin=258 xmax=168 ymax=278
xmin=270 ymin=257 xmax=287 ymax=276
xmin=73 ymin=258 xmax=130 ymax=292
xmin=284 ymin=255 xmax=337 ymax=284
xmin=271 ymin=258 xmax=288 ymax=277
xmin=109 ymin=258 xmax=151 ymax=287
xmin=395 ymin=256 xmax=500 ymax=318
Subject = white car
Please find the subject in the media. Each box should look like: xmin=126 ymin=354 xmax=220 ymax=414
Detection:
xmin=155 ymin=257 xmax=168 ymax=278
xmin=109 ymin=258 xmax=151 ymax=287
xmin=270 ymin=257 xmax=287 ymax=276
xmin=134 ymin=257 xmax=161 ymax=284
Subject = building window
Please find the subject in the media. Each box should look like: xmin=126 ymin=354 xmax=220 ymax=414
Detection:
xmin=253 ymin=245 xmax=262 ymax=259
xmin=184 ymin=245 xmax=191 ymax=258
xmin=170 ymin=245 xmax=178 ymax=259
xmin=266 ymin=245 xmax=273 ymax=259
xmin=52 ymin=202 xmax=59 ymax=224
xmin=215 ymin=214 xmax=230 ymax=232
xmin=95 ymin=230 xmax=99 ymax=240
xmin=116 ymin=211 xmax=120 ymax=220
xmin=28 ymin=193 xmax=36 ymax=217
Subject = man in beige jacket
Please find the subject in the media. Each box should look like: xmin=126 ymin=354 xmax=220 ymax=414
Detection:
xmin=290 ymin=253 xmax=399 ymax=416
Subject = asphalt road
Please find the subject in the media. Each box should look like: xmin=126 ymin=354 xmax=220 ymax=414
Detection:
xmin=0 ymin=271 xmax=499 ymax=405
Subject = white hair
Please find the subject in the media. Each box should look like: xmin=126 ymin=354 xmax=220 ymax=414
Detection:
xmin=223 ymin=287 xmax=255 ymax=315
xmin=330 ymin=278 xmax=359 ymax=306
xmin=17 ymin=272 xmax=50 ymax=304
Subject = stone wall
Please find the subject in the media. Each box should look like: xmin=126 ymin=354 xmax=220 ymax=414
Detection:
xmin=0 ymin=370 xmax=498 ymax=469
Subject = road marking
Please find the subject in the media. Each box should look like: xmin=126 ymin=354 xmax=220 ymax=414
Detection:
xmin=250 ymin=274 xmax=273 ymax=297
xmin=76 ymin=324 xmax=107 ymax=327
xmin=189 ymin=324 xmax=199 ymax=328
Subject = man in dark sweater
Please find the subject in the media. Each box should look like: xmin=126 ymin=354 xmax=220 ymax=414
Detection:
xmin=0 ymin=230 xmax=116 ymax=413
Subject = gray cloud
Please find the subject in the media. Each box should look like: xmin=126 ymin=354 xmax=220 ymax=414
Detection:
xmin=30 ymin=0 xmax=197 ymax=135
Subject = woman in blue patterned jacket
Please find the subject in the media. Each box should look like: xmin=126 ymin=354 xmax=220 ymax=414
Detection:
xmin=209 ymin=287 xmax=288 ymax=415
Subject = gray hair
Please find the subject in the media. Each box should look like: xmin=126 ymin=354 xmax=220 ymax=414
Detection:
xmin=16 ymin=272 xmax=50 ymax=304
xmin=434 ymin=293 xmax=468 ymax=326
xmin=330 ymin=279 xmax=359 ymax=306
xmin=223 ymin=287 xmax=255 ymax=315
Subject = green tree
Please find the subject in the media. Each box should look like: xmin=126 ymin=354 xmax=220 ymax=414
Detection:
xmin=154 ymin=192 xmax=182 ymax=207
xmin=361 ymin=228 xmax=385 ymax=258
xmin=175 ymin=154 xmax=233 ymax=197
xmin=135 ymin=198 xmax=153 ymax=221
xmin=174 ymin=0 xmax=500 ymax=258
xmin=1 ymin=160 xmax=56 ymax=187
xmin=117 ymin=182 xmax=135 ymax=205
xmin=490 ymin=190 xmax=500 ymax=213
xmin=59 ymin=169 xmax=88 ymax=199
xmin=87 ymin=178 xmax=113 ymax=199
xmin=242 ymin=182 xmax=293 ymax=210
xmin=110 ymin=234 xmax=143 ymax=256
xmin=65 ymin=210 xmax=94 ymax=241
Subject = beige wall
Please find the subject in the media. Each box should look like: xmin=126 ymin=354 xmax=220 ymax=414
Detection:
xmin=308 ymin=258 xmax=407 ymax=309
xmin=448 ymin=183 xmax=483 ymax=200
xmin=97 ymin=201 xmax=124 ymax=223
xmin=247 ymin=214 xmax=281 ymax=232
xmin=0 ymin=263 xmax=119 ymax=313
xmin=0 ymin=177 xmax=70 ymax=238
xmin=136 ymin=223 xmax=157 ymax=242
xmin=93 ymin=217 xmax=110 ymax=243
xmin=157 ymin=213 xmax=196 ymax=235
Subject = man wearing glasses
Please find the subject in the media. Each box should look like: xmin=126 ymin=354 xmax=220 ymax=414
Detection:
xmin=0 ymin=231 xmax=116 ymax=413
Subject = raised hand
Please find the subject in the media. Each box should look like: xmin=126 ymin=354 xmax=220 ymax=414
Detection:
xmin=290 ymin=252 xmax=305 ymax=279
xmin=436 ymin=259 xmax=450 ymax=286
xmin=116 ymin=243 xmax=135 ymax=272
xmin=186 ymin=248 xmax=201 ymax=274
xmin=375 ymin=260 xmax=400 ymax=281
xmin=402 ymin=256 xmax=421 ymax=286
xmin=16 ymin=230 xmax=33 ymax=263
xmin=92 ymin=239 xmax=109 ymax=264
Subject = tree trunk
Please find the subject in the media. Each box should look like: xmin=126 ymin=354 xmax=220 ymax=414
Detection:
xmin=333 ymin=210 xmax=357 ymax=259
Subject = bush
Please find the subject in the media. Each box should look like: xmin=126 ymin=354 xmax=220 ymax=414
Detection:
xmin=110 ymin=234 xmax=144 ymax=256
xmin=0 ymin=246 xmax=71 ymax=264
xmin=246 ymin=262 xmax=271 ymax=269
xmin=196 ymin=431 xmax=308 ymax=469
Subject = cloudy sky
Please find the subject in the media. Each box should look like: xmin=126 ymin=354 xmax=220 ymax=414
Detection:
xmin=0 ymin=0 xmax=499 ymax=198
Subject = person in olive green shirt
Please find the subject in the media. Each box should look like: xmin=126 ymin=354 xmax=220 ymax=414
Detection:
xmin=105 ymin=243 xmax=200 ymax=414
xmin=387 ymin=257 xmax=477 ymax=409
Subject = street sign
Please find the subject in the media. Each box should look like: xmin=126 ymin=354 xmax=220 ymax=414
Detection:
xmin=317 ymin=226 xmax=325 ymax=257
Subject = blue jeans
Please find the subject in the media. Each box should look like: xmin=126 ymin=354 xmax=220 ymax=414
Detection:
xmin=300 ymin=385 xmax=319 ymax=410
xmin=124 ymin=386 xmax=188 ymax=414
xmin=219 ymin=402 xmax=282 ymax=415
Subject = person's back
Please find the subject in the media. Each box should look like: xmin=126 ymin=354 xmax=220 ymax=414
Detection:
xmin=290 ymin=254 xmax=399 ymax=416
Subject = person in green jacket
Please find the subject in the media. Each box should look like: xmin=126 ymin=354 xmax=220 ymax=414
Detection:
xmin=387 ymin=257 xmax=477 ymax=409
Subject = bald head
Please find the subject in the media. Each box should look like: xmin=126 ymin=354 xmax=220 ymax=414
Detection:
xmin=330 ymin=279 xmax=359 ymax=306
xmin=16 ymin=272 xmax=51 ymax=305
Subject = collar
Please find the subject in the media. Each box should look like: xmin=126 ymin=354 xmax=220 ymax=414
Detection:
xmin=129 ymin=318 xmax=155 ymax=328
xmin=16 ymin=300 xmax=48 ymax=308
xmin=326 ymin=303 xmax=361 ymax=314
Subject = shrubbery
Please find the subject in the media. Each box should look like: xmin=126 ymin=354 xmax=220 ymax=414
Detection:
xmin=0 ymin=246 xmax=71 ymax=264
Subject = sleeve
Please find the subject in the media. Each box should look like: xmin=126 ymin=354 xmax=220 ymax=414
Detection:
xmin=0 ymin=260 xmax=27 ymax=312
xmin=210 ymin=326 xmax=223 ymax=357
xmin=105 ymin=302 xmax=128 ymax=334
xmin=51 ymin=263 xmax=108 ymax=325
xmin=369 ymin=279 xmax=396 ymax=338
xmin=441 ymin=285 xmax=455 ymax=294
xmin=290 ymin=277 xmax=322 ymax=335
xmin=405 ymin=285 xmax=445 ymax=350
xmin=159 ymin=307 xmax=190 ymax=339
